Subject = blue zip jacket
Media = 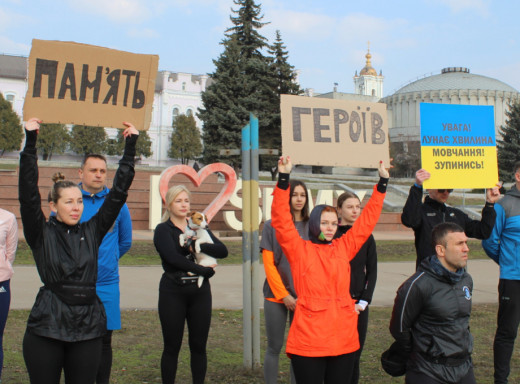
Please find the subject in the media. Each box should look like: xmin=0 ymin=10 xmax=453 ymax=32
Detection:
xmin=482 ymin=186 xmax=520 ymax=280
xmin=79 ymin=183 xmax=132 ymax=285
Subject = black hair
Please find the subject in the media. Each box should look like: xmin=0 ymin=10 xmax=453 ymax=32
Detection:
xmin=431 ymin=222 xmax=464 ymax=248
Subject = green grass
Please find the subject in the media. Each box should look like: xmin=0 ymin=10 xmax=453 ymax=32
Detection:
xmin=0 ymin=163 xmax=17 ymax=170
xmin=14 ymin=239 xmax=489 ymax=265
xmin=2 ymin=304 xmax=516 ymax=383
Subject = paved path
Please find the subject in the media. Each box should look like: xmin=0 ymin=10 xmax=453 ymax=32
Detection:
xmin=11 ymin=259 xmax=500 ymax=310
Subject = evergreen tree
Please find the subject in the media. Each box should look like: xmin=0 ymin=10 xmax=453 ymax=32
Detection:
xmin=107 ymin=129 xmax=153 ymax=161
xmin=199 ymin=36 xmax=246 ymax=168
xmin=37 ymin=123 xmax=70 ymax=160
xmin=263 ymin=30 xmax=302 ymax=179
xmin=199 ymin=0 xmax=276 ymax=170
xmin=168 ymin=114 xmax=202 ymax=165
xmin=0 ymin=93 xmax=23 ymax=156
xmin=497 ymin=101 xmax=520 ymax=182
xmin=269 ymin=30 xmax=302 ymax=96
xmin=69 ymin=125 xmax=107 ymax=156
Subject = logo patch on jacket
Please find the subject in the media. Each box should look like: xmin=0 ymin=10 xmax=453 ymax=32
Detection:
xmin=463 ymin=286 xmax=472 ymax=300
xmin=427 ymin=213 xmax=436 ymax=216
xmin=450 ymin=213 xmax=455 ymax=217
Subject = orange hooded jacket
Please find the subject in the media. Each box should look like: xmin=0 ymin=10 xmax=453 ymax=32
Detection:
xmin=271 ymin=183 xmax=385 ymax=357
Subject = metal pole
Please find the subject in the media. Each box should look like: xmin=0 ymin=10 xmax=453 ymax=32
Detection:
xmin=249 ymin=113 xmax=261 ymax=367
xmin=241 ymin=123 xmax=252 ymax=368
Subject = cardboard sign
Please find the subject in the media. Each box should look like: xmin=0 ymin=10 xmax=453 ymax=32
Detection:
xmin=23 ymin=39 xmax=158 ymax=130
xmin=280 ymin=94 xmax=389 ymax=168
xmin=420 ymin=103 xmax=498 ymax=189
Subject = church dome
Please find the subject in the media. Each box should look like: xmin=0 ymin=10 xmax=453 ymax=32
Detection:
xmin=394 ymin=67 xmax=518 ymax=95
xmin=359 ymin=51 xmax=378 ymax=76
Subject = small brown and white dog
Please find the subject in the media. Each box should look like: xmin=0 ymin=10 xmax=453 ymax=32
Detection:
xmin=179 ymin=211 xmax=217 ymax=287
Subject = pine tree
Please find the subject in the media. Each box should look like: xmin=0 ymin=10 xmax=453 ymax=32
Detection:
xmin=497 ymin=101 xmax=520 ymax=181
xmin=168 ymin=114 xmax=202 ymax=165
xmin=199 ymin=0 xmax=276 ymax=170
xmin=199 ymin=36 xmax=246 ymax=168
xmin=0 ymin=93 xmax=23 ymax=156
xmin=37 ymin=123 xmax=70 ymax=160
xmin=263 ymin=30 xmax=302 ymax=179
xmin=69 ymin=125 xmax=108 ymax=156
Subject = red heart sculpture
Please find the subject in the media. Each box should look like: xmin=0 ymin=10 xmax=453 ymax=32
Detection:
xmin=159 ymin=163 xmax=237 ymax=223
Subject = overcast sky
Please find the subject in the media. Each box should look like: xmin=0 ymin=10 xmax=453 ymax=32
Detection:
xmin=1 ymin=0 xmax=519 ymax=97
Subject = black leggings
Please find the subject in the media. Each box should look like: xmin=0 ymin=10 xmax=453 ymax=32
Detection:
xmin=23 ymin=330 xmax=102 ymax=384
xmin=96 ymin=330 xmax=113 ymax=384
xmin=291 ymin=352 xmax=356 ymax=384
xmin=158 ymin=278 xmax=212 ymax=384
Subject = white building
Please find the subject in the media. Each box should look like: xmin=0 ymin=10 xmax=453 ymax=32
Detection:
xmin=0 ymin=55 xmax=27 ymax=119
xmin=148 ymin=71 xmax=210 ymax=166
xmin=353 ymin=48 xmax=384 ymax=98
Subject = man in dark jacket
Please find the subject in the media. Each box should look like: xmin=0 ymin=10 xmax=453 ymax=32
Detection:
xmin=390 ymin=222 xmax=475 ymax=384
xmin=401 ymin=168 xmax=500 ymax=269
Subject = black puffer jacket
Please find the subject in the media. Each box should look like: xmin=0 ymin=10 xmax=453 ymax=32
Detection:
xmin=389 ymin=255 xmax=473 ymax=384
xmin=401 ymin=184 xmax=495 ymax=267
xmin=19 ymin=129 xmax=137 ymax=342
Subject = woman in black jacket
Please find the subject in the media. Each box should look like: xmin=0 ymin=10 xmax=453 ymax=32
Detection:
xmin=19 ymin=117 xmax=138 ymax=384
xmin=154 ymin=185 xmax=228 ymax=384
xmin=335 ymin=191 xmax=378 ymax=384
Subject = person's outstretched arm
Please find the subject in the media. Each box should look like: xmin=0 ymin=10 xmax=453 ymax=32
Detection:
xmin=93 ymin=122 xmax=139 ymax=243
xmin=271 ymin=156 xmax=306 ymax=266
xmin=18 ymin=118 xmax=46 ymax=250
xmin=401 ymin=169 xmax=429 ymax=230
xmin=463 ymin=183 xmax=500 ymax=240
xmin=339 ymin=162 xmax=388 ymax=259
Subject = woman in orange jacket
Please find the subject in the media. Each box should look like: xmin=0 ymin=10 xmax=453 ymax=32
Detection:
xmin=271 ymin=156 xmax=388 ymax=384
xmin=262 ymin=179 xmax=309 ymax=384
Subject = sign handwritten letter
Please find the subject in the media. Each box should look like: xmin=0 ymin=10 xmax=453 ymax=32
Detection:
xmin=280 ymin=94 xmax=389 ymax=168
xmin=23 ymin=39 xmax=158 ymax=130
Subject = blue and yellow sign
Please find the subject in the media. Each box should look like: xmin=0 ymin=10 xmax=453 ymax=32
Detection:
xmin=420 ymin=103 xmax=498 ymax=189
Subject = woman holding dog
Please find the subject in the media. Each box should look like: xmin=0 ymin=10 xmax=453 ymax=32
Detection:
xmin=262 ymin=179 xmax=309 ymax=384
xmin=19 ymin=117 xmax=138 ymax=384
xmin=271 ymin=156 xmax=388 ymax=384
xmin=335 ymin=192 xmax=378 ymax=384
xmin=154 ymin=185 xmax=228 ymax=384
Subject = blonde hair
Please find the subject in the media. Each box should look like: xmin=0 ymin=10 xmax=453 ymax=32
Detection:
xmin=161 ymin=185 xmax=191 ymax=222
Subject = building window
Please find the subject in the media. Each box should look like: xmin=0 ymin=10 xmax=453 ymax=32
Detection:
xmin=182 ymin=82 xmax=186 ymax=91
xmin=5 ymin=94 xmax=15 ymax=105
xmin=186 ymin=109 xmax=193 ymax=117
xmin=172 ymin=107 xmax=179 ymax=125
xmin=372 ymin=89 xmax=376 ymax=96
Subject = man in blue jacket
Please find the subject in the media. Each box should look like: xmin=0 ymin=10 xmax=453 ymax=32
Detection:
xmin=483 ymin=161 xmax=520 ymax=384
xmin=79 ymin=154 xmax=132 ymax=384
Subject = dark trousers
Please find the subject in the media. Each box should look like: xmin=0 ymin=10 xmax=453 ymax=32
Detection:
xmin=158 ymin=279 xmax=212 ymax=384
xmin=96 ymin=330 xmax=113 ymax=384
xmin=291 ymin=352 xmax=356 ymax=384
xmin=23 ymin=331 xmax=102 ymax=384
xmin=494 ymin=279 xmax=520 ymax=384
xmin=0 ymin=280 xmax=10 ymax=380
xmin=349 ymin=306 xmax=369 ymax=384
xmin=406 ymin=367 xmax=476 ymax=384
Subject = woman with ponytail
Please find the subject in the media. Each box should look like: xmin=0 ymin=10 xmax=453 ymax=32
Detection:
xmin=19 ymin=117 xmax=139 ymax=384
